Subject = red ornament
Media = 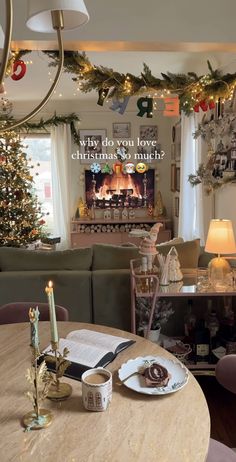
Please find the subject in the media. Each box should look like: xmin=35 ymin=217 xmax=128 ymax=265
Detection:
xmin=209 ymin=100 xmax=215 ymax=110
xmin=194 ymin=104 xmax=200 ymax=113
xmin=11 ymin=60 xmax=27 ymax=81
xmin=199 ymin=100 xmax=208 ymax=112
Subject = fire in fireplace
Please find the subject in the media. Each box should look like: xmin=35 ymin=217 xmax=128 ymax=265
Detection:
xmin=85 ymin=169 xmax=155 ymax=208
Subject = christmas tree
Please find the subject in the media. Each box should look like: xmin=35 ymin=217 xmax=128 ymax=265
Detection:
xmin=0 ymin=131 xmax=47 ymax=247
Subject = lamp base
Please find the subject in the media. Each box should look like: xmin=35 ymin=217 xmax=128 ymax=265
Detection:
xmin=208 ymin=257 xmax=231 ymax=290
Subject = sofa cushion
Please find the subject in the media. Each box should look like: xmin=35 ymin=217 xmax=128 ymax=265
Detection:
xmin=0 ymin=247 xmax=92 ymax=271
xmin=0 ymin=270 xmax=92 ymax=322
xmin=92 ymin=243 xmax=139 ymax=270
xmin=157 ymin=239 xmax=201 ymax=268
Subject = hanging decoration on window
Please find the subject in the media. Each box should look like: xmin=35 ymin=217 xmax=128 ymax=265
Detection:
xmin=189 ymin=114 xmax=236 ymax=194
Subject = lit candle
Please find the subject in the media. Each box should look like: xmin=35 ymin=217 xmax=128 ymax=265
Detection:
xmin=29 ymin=306 xmax=40 ymax=354
xmin=45 ymin=281 xmax=58 ymax=346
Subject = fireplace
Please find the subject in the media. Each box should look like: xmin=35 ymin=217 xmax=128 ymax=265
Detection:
xmin=85 ymin=169 xmax=155 ymax=208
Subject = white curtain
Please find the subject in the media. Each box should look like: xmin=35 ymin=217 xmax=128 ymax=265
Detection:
xmin=51 ymin=124 xmax=71 ymax=250
xmin=178 ymin=112 xmax=205 ymax=243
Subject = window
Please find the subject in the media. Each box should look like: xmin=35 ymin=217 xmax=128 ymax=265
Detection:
xmin=21 ymin=134 xmax=54 ymax=233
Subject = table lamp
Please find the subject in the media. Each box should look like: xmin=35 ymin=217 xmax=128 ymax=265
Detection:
xmin=205 ymin=219 xmax=236 ymax=287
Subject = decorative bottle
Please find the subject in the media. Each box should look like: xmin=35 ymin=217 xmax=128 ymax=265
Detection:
xmin=194 ymin=319 xmax=210 ymax=364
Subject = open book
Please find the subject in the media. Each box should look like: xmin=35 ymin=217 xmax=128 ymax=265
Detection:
xmin=42 ymin=329 xmax=135 ymax=381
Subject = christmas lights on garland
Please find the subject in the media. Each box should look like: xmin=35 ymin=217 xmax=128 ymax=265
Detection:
xmin=44 ymin=52 xmax=236 ymax=115
xmin=9 ymin=50 xmax=236 ymax=115
xmin=0 ymin=106 xmax=80 ymax=146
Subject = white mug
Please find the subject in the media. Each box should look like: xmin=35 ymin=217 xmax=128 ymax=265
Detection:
xmin=81 ymin=368 xmax=112 ymax=412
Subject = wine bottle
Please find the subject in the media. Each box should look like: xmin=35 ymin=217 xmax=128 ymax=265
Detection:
xmin=194 ymin=319 xmax=210 ymax=364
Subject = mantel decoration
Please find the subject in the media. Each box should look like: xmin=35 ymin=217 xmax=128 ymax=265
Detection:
xmin=10 ymin=51 xmax=236 ymax=116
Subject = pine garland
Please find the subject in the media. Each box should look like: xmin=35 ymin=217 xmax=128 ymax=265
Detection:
xmin=43 ymin=51 xmax=236 ymax=115
xmin=0 ymin=111 xmax=80 ymax=146
xmin=8 ymin=50 xmax=236 ymax=115
xmin=21 ymin=113 xmax=80 ymax=145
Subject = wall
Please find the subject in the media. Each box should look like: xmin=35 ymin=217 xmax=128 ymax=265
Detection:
xmin=69 ymin=97 xmax=175 ymax=220
xmin=215 ymin=185 xmax=236 ymax=235
xmin=14 ymin=97 xmax=176 ymax=227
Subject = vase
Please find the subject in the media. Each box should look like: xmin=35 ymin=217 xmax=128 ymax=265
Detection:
xmin=144 ymin=326 xmax=161 ymax=343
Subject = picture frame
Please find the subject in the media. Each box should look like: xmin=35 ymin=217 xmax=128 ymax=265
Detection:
xmin=112 ymin=122 xmax=131 ymax=138
xmin=137 ymin=144 xmax=162 ymax=163
xmin=79 ymin=129 xmax=107 ymax=164
xmin=139 ymin=125 xmax=158 ymax=141
xmin=175 ymin=143 xmax=181 ymax=162
xmin=171 ymin=163 xmax=176 ymax=192
xmin=171 ymin=144 xmax=175 ymax=160
xmin=176 ymin=167 xmax=180 ymax=192
xmin=175 ymin=196 xmax=179 ymax=218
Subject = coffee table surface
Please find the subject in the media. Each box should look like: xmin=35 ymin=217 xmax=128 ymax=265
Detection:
xmin=0 ymin=322 xmax=210 ymax=462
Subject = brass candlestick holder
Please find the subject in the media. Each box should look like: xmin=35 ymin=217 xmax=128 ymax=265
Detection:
xmin=22 ymin=348 xmax=54 ymax=431
xmin=46 ymin=341 xmax=72 ymax=401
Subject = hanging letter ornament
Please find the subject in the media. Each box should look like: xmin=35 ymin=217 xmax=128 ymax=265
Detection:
xmin=137 ymin=97 xmax=153 ymax=118
xmin=11 ymin=60 xmax=27 ymax=81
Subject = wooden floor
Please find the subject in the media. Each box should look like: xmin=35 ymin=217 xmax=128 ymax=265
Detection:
xmin=197 ymin=376 xmax=236 ymax=448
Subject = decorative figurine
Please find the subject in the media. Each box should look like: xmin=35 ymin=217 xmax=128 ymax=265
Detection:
xmin=22 ymin=307 xmax=54 ymax=431
xmin=168 ymin=246 xmax=183 ymax=282
xmin=129 ymin=208 xmax=135 ymax=220
xmin=121 ymin=207 xmax=129 ymax=220
xmin=113 ymin=208 xmax=120 ymax=220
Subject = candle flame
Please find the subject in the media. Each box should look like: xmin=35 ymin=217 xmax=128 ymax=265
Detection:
xmin=48 ymin=281 xmax=53 ymax=288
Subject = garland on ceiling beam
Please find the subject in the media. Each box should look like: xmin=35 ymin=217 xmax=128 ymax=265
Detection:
xmin=44 ymin=51 xmax=236 ymax=115
xmin=10 ymin=50 xmax=236 ymax=115
xmin=22 ymin=113 xmax=80 ymax=145
xmin=0 ymin=104 xmax=80 ymax=145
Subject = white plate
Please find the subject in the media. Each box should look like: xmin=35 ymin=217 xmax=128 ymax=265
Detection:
xmin=118 ymin=356 xmax=189 ymax=395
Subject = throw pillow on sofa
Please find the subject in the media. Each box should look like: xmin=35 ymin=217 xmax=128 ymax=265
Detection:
xmin=156 ymin=239 xmax=201 ymax=269
xmin=92 ymin=243 xmax=139 ymax=270
xmin=0 ymin=247 xmax=93 ymax=271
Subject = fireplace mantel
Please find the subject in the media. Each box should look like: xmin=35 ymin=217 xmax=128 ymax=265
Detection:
xmin=71 ymin=217 xmax=171 ymax=248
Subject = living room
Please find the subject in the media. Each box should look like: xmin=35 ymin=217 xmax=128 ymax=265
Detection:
xmin=1 ymin=1 xmax=236 ymax=460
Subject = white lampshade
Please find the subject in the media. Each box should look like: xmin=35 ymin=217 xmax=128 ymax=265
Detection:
xmin=205 ymin=219 xmax=236 ymax=254
xmin=26 ymin=0 xmax=89 ymax=32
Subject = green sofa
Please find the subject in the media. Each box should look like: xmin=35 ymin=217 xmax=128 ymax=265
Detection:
xmin=0 ymin=240 xmax=211 ymax=331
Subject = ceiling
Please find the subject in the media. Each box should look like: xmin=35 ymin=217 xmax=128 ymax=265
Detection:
xmin=1 ymin=0 xmax=236 ymax=103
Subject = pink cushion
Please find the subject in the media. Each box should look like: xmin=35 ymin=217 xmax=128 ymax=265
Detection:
xmin=207 ymin=439 xmax=236 ymax=462
xmin=216 ymin=355 xmax=236 ymax=394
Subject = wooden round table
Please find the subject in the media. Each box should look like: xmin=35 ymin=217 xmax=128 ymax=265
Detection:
xmin=0 ymin=322 xmax=210 ymax=462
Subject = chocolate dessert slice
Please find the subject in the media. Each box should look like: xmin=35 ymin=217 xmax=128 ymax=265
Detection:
xmin=143 ymin=362 xmax=171 ymax=387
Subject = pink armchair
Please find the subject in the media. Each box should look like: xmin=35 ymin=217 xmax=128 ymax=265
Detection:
xmin=0 ymin=302 xmax=69 ymax=324
xmin=206 ymin=355 xmax=236 ymax=462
